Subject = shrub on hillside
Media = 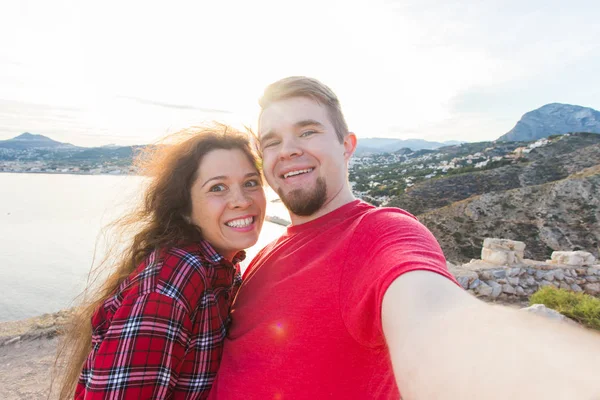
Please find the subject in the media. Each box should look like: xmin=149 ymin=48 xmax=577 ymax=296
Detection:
xmin=530 ymin=286 xmax=600 ymax=331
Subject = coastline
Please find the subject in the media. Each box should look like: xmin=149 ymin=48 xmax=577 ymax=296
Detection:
xmin=265 ymin=215 xmax=290 ymax=227
xmin=0 ymin=309 xmax=73 ymax=346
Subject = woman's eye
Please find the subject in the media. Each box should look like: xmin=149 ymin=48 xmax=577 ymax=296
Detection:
xmin=245 ymin=179 xmax=260 ymax=188
xmin=300 ymin=130 xmax=316 ymax=137
xmin=209 ymin=184 xmax=227 ymax=192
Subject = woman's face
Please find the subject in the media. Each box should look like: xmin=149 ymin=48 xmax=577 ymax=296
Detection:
xmin=189 ymin=148 xmax=266 ymax=260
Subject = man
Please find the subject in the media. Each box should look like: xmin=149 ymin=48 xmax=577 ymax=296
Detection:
xmin=209 ymin=77 xmax=600 ymax=399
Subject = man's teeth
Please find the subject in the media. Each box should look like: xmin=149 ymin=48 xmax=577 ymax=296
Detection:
xmin=283 ymin=168 xmax=313 ymax=179
xmin=226 ymin=217 xmax=253 ymax=228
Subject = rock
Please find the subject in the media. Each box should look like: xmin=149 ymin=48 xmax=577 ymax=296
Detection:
xmin=479 ymin=271 xmax=493 ymax=281
xmin=469 ymin=279 xmax=482 ymax=290
xmin=583 ymin=283 xmax=600 ymax=295
xmin=507 ymin=267 xmax=521 ymax=277
xmin=481 ymin=239 xmax=526 ymax=266
xmin=540 ymin=280 xmax=554 ymax=288
xmin=525 ymin=276 xmax=535 ymax=286
xmin=551 ymin=251 xmax=596 ymax=266
xmin=521 ymin=304 xmax=578 ymax=326
xmin=483 ymin=238 xmax=526 ymax=253
xmin=543 ymin=271 xmax=555 ymax=281
xmin=507 ymin=277 xmax=519 ymax=286
xmin=588 ymin=267 xmax=600 ymax=276
xmin=571 ymin=284 xmax=583 ymax=292
xmin=559 ymin=282 xmax=571 ymax=291
xmin=502 ymin=284 xmax=516 ymax=294
xmin=487 ymin=281 xmax=503 ymax=298
xmin=492 ymin=269 xmax=507 ymax=279
xmin=535 ymin=270 xmax=545 ymax=280
xmin=477 ymin=281 xmax=493 ymax=297
xmin=553 ymin=270 xmax=565 ymax=281
xmin=456 ymin=276 xmax=471 ymax=290
xmin=2 ymin=336 xmax=21 ymax=346
xmin=586 ymin=276 xmax=599 ymax=283
xmin=482 ymin=248 xmax=511 ymax=265
xmin=497 ymin=278 xmax=508 ymax=284
xmin=516 ymin=286 xmax=526 ymax=296
xmin=565 ymin=276 xmax=575 ymax=284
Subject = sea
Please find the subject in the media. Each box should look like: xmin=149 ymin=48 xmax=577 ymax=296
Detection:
xmin=0 ymin=173 xmax=288 ymax=322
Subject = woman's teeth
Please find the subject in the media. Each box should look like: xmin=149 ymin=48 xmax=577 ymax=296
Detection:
xmin=226 ymin=217 xmax=253 ymax=228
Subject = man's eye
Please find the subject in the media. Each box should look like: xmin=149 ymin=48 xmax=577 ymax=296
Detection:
xmin=245 ymin=179 xmax=260 ymax=188
xmin=209 ymin=184 xmax=227 ymax=192
xmin=300 ymin=130 xmax=316 ymax=137
xmin=262 ymin=140 xmax=280 ymax=149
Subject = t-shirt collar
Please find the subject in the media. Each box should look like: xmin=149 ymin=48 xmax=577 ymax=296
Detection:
xmin=286 ymin=199 xmax=364 ymax=235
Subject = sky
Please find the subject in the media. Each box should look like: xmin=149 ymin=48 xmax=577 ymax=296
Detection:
xmin=0 ymin=0 xmax=599 ymax=147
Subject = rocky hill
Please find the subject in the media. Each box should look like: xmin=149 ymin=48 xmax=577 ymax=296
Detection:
xmin=497 ymin=103 xmax=600 ymax=142
xmin=375 ymin=133 xmax=600 ymax=264
xmin=419 ymin=166 xmax=600 ymax=264
xmin=387 ymin=133 xmax=600 ymax=215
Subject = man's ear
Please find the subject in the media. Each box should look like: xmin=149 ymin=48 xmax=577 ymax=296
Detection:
xmin=343 ymin=132 xmax=358 ymax=161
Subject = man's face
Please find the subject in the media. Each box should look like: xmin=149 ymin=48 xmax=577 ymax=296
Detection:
xmin=258 ymin=97 xmax=353 ymax=217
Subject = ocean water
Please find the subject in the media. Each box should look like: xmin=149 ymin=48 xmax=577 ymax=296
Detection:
xmin=0 ymin=173 xmax=287 ymax=322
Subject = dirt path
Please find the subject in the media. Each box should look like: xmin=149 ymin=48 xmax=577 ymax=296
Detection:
xmin=0 ymin=336 xmax=59 ymax=399
xmin=0 ymin=310 xmax=72 ymax=400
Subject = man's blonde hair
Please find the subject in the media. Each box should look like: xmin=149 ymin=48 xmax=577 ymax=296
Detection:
xmin=259 ymin=76 xmax=349 ymax=143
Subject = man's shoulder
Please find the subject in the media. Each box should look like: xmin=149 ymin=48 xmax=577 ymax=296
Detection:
xmin=352 ymin=204 xmax=420 ymax=231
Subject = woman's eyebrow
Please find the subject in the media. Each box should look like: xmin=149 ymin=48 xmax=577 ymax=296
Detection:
xmin=202 ymin=172 xmax=260 ymax=188
xmin=201 ymin=175 xmax=227 ymax=188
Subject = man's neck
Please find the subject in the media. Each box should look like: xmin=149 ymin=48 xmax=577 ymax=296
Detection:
xmin=288 ymin=187 xmax=356 ymax=226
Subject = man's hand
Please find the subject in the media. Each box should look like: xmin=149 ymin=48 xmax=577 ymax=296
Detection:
xmin=382 ymin=270 xmax=600 ymax=399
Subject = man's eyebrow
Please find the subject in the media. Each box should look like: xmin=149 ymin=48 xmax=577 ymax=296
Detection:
xmin=294 ymin=119 xmax=325 ymax=129
xmin=201 ymin=172 xmax=260 ymax=188
xmin=259 ymin=120 xmax=325 ymax=144
xmin=259 ymin=131 xmax=278 ymax=145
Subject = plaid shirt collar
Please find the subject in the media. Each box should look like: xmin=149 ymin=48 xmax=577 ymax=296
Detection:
xmin=198 ymin=239 xmax=246 ymax=266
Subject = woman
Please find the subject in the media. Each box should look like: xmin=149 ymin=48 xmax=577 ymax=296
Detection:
xmin=57 ymin=124 xmax=266 ymax=399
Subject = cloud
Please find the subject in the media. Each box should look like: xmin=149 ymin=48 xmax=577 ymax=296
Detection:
xmin=117 ymin=96 xmax=232 ymax=114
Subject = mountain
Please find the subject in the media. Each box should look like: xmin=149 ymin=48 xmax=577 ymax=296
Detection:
xmin=0 ymin=133 xmax=77 ymax=150
xmin=497 ymin=103 xmax=600 ymax=142
xmin=355 ymin=138 xmax=463 ymax=155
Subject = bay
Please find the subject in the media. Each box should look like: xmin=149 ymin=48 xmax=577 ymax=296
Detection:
xmin=0 ymin=173 xmax=287 ymax=322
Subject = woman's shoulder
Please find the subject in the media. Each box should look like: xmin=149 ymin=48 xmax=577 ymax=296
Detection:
xmin=155 ymin=243 xmax=216 ymax=283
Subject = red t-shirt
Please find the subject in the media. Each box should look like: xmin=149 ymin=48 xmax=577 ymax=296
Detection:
xmin=209 ymin=200 xmax=456 ymax=399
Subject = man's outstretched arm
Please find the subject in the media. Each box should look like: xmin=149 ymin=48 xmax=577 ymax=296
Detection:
xmin=382 ymin=270 xmax=600 ymax=399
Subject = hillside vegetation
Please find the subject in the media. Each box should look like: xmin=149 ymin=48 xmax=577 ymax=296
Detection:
xmin=418 ymin=164 xmax=600 ymax=263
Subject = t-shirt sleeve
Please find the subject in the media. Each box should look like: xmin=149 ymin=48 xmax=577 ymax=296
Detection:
xmin=340 ymin=208 xmax=457 ymax=347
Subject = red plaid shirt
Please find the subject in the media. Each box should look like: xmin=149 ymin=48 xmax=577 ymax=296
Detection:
xmin=75 ymin=241 xmax=243 ymax=399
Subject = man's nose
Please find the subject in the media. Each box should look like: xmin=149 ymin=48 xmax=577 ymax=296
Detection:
xmin=278 ymin=137 xmax=303 ymax=160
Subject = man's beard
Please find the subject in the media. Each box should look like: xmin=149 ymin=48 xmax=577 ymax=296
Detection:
xmin=278 ymin=177 xmax=327 ymax=216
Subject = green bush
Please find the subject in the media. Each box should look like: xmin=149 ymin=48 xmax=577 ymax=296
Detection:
xmin=530 ymin=286 xmax=600 ymax=331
